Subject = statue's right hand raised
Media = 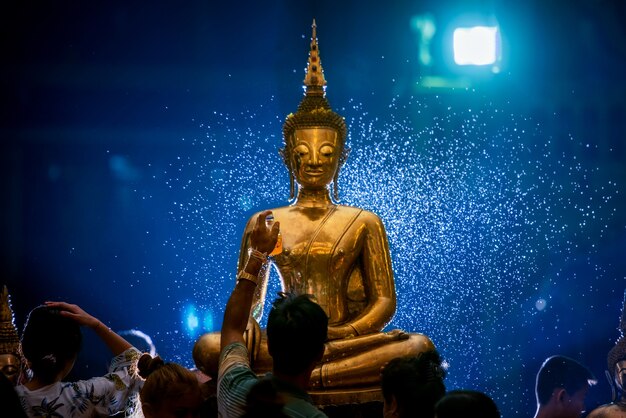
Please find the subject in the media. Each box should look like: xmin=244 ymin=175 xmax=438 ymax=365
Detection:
xmin=250 ymin=210 xmax=280 ymax=254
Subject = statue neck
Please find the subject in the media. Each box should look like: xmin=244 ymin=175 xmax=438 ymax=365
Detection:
xmin=295 ymin=187 xmax=334 ymax=208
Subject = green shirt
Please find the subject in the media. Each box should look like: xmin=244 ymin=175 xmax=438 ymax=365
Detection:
xmin=217 ymin=342 xmax=327 ymax=418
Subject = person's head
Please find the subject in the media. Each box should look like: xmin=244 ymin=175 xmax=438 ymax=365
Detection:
xmin=535 ymin=355 xmax=596 ymax=417
xmin=21 ymin=305 xmax=82 ymax=384
xmin=435 ymin=390 xmax=500 ymax=418
xmin=138 ymin=354 xmax=203 ymax=418
xmin=241 ymin=378 xmax=290 ymax=418
xmin=281 ymin=22 xmax=348 ymax=200
xmin=607 ymin=289 xmax=626 ymax=398
xmin=266 ymin=293 xmax=328 ymax=376
xmin=381 ymin=350 xmax=447 ymax=418
xmin=0 ymin=286 xmax=22 ymax=385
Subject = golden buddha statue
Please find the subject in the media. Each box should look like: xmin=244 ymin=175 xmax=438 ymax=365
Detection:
xmin=194 ymin=20 xmax=433 ymax=404
xmin=0 ymin=286 xmax=22 ymax=385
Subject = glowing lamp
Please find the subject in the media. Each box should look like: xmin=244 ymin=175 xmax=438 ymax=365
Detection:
xmin=183 ymin=304 xmax=200 ymax=336
xmin=186 ymin=312 xmax=199 ymax=330
xmin=453 ymin=26 xmax=499 ymax=66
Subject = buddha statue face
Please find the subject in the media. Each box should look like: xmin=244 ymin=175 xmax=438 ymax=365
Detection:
xmin=290 ymin=127 xmax=340 ymax=190
xmin=0 ymin=353 xmax=21 ymax=385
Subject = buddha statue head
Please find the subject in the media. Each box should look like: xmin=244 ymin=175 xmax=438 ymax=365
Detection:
xmin=607 ymin=289 xmax=626 ymax=400
xmin=0 ymin=286 xmax=22 ymax=385
xmin=281 ymin=20 xmax=349 ymax=201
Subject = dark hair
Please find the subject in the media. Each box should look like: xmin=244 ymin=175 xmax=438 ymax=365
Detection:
xmin=535 ymin=355 xmax=596 ymax=405
xmin=241 ymin=378 xmax=290 ymax=418
xmin=138 ymin=354 xmax=201 ymax=408
xmin=21 ymin=305 xmax=82 ymax=385
xmin=381 ymin=350 xmax=447 ymax=418
xmin=266 ymin=293 xmax=328 ymax=375
xmin=435 ymin=390 xmax=500 ymax=418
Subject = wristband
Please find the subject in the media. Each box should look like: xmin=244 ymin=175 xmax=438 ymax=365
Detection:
xmin=237 ymin=269 xmax=260 ymax=286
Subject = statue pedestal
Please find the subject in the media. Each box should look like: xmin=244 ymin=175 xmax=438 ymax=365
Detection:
xmin=310 ymin=386 xmax=382 ymax=406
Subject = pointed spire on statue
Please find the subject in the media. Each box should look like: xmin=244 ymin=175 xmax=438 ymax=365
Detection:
xmin=282 ymin=19 xmax=348 ymax=200
xmin=0 ymin=285 xmax=21 ymax=360
xmin=303 ymin=19 xmax=327 ymax=97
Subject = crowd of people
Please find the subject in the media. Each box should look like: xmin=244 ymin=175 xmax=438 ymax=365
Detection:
xmin=1 ymin=212 xmax=624 ymax=417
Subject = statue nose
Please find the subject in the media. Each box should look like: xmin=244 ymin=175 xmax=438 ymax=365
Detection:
xmin=309 ymin=151 xmax=321 ymax=165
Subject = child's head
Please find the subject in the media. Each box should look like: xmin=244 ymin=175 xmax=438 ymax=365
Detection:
xmin=138 ymin=354 xmax=203 ymax=418
xmin=21 ymin=305 xmax=82 ymax=384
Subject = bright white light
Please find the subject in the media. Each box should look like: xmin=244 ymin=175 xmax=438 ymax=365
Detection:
xmin=187 ymin=312 xmax=199 ymax=330
xmin=453 ymin=26 xmax=498 ymax=66
xmin=184 ymin=305 xmax=200 ymax=335
xmin=535 ymin=298 xmax=547 ymax=311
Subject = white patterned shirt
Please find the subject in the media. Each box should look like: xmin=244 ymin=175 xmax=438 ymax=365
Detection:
xmin=16 ymin=347 xmax=143 ymax=418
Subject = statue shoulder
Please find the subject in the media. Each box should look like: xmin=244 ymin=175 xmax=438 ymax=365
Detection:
xmin=334 ymin=205 xmax=385 ymax=225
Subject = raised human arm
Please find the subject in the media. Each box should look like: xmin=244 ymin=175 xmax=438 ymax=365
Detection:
xmin=236 ymin=214 xmax=273 ymax=322
xmin=44 ymin=301 xmax=132 ymax=356
xmin=326 ymin=212 xmax=396 ymax=340
xmin=221 ymin=210 xmax=279 ymax=351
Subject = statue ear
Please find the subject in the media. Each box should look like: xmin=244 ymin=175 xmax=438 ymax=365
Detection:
xmin=339 ymin=146 xmax=350 ymax=168
xmin=279 ymin=147 xmax=296 ymax=200
xmin=278 ymin=147 xmax=289 ymax=167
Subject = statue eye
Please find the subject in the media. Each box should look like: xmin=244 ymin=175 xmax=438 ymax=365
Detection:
xmin=294 ymin=145 xmax=309 ymax=156
xmin=320 ymin=145 xmax=334 ymax=156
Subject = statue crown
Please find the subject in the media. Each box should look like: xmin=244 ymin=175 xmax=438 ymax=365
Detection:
xmin=0 ymin=286 xmax=21 ymax=357
xmin=283 ymin=19 xmax=347 ymax=146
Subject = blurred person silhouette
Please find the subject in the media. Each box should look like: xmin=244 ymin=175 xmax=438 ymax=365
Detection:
xmin=381 ymin=350 xmax=447 ymax=418
xmin=15 ymin=301 xmax=143 ymax=417
xmin=434 ymin=390 xmax=500 ymax=418
xmin=587 ymin=289 xmax=626 ymax=418
xmin=136 ymin=354 xmax=204 ymax=418
xmin=0 ymin=372 xmax=27 ymax=418
xmin=533 ymin=355 xmax=597 ymax=418
xmin=217 ymin=210 xmax=328 ymax=418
